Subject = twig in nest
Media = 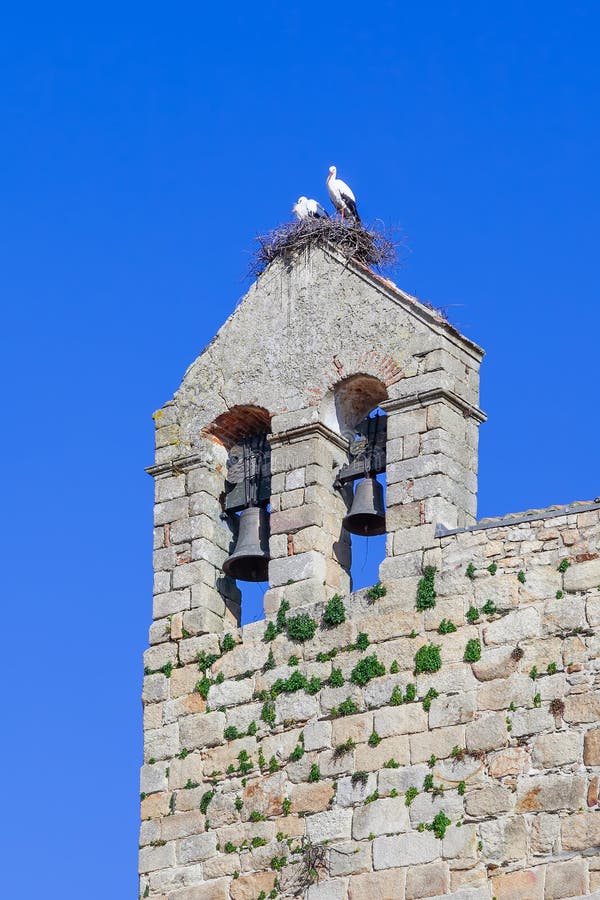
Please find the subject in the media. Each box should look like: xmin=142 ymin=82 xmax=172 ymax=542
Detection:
xmin=250 ymin=217 xmax=399 ymax=277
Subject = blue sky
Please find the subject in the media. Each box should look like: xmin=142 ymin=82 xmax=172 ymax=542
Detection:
xmin=1 ymin=2 xmax=598 ymax=896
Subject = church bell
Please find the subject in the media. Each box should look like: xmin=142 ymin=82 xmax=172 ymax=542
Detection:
xmin=342 ymin=476 xmax=386 ymax=537
xmin=223 ymin=506 xmax=270 ymax=582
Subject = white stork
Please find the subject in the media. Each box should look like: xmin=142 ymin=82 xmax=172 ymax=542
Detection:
xmin=292 ymin=196 xmax=329 ymax=220
xmin=326 ymin=165 xmax=360 ymax=223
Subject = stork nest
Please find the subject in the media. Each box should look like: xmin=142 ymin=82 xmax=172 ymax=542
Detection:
xmin=251 ymin=218 xmax=399 ymax=276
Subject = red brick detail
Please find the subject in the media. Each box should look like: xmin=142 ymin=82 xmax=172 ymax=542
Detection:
xmin=201 ymin=405 xmax=271 ymax=448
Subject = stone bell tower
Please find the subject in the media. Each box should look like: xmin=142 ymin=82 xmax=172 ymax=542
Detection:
xmin=140 ymin=242 xmax=497 ymax=899
xmin=147 ymin=244 xmax=485 ymax=644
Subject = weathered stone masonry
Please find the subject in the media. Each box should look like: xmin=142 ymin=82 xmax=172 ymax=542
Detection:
xmin=141 ymin=244 xmax=600 ymax=899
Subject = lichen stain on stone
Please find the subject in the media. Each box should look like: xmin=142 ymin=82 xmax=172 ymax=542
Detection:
xmin=519 ymin=786 xmax=542 ymax=811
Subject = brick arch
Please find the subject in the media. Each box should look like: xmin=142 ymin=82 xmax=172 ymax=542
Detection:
xmin=201 ymin=405 xmax=272 ymax=449
xmin=319 ymin=351 xmax=404 ymax=397
xmin=320 ymin=372 xmax=388 ymax=439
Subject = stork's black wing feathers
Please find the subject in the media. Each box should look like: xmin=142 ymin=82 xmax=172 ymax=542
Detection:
xmin=343 ymin=194 xmax=360 ymax=223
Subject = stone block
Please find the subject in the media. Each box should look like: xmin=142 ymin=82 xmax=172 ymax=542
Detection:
xmin=482 ymin=606 xmax=540 ymax=646
xmin=183 ymin=606 xmax=225 ymax=636
xmin=352 ymin=796 xmax=410 ymax=839
xmin=178 ymin=711 xmax=225 ymax=750
xmin=561 ymin=812 xmax=600 ymax=851
xmin=377 ymin=764 xmax=429 ymax=798
xmin=510 ymin=707 xmax=554 ymax=737
xmin=518 ymin=566 xmax=562 ymax=601
xmin=176 ymin=831 xmax=218 ymax=865
xmin=477 ymin=673 xmax=533 ymax=710
xmin=465 ymin=712 xmax=507 ymax=753
xmin=143 ymin=642 xmax=178 ymax=673
xmin=331 ymin=713 xmax=373 ymax=746
xmin=230 ymin=872 xmax=277 ymax=900
xmin=464 ymin=783 xmax=513 ymax=817
xmin=290 ymin=781 xmax=335 ymax=814
xmin=357 ymin=608 xmax=423 ymax=643
xmin=428 ymin=692 xmax=476 ymax=728
xmin=531 ymin=731 xmax=580 ymax=768
xmin=269 ymin=551 xmax=327 ymax=587
xmin=516 ymin=774 xmax=586 ymax=813
xmin=167 ymin=754 xmax=203 ymax=791
xmin=374 ymin=704 xmax=428 ymax=738
xmin=154 ymin=497 xmax=189 ymax=526
xmin=564 ymin=558 xmax=600 ymax=592
xmin=441 ymin=822 xmax=478 ymax=862
xmin=143 ymin=673 xmax=169 ymax=704
xmin=167 ymin=880 xmax=229 ymax=899
xmin=531 ymin=812 xmax=560 ymax=854
xmin=408 ymin=792 xmax=463 ymax=828
xmin=544 ymin=857 xmax=588 ymax=899
xmin=386 ymin=408 xmax=428 ymax=438
xmin=306 ymin=880 xmax=348 ymax=900
xmin=471 ymin=646 xmax=518 ymax=682
xmin=264 ymin=578 xmax=328 ymax=615
xmin=544 ymin=597 xmax=587 ymax=634
xmin=563 ymin=692 xmax=600 ymax=724
xmin=270 ymin=503 xmax=323 ymax=535
xmin=411 ymin=724 xmax=466 ymax=763
xmin=275 ymin=691 xmax=318 ymax=724
xmin=473 ymin=573 xmax=519 ymax=609
xmin=487 ymin=747 xmax=530 ymax=778
xmin=348 ymin=868 xmax=407 ymax=899
xmin=160 ymin=810 xmax=205 ymax=842
xmin=405 ymin=860 xmax=449 ymax=899
xmin=241 ymin=771 xmax=287 ymax=819
xmin=139 ymin=841 xmax=176 ymax=872
xmin=140 ymin=762 xmax=168 ymax=795
xmin=304 ymin=720 xmax=333 ymax=752
xmin=212 ymin=642 xmax=269 ymax=679
xmin=172 ymin=561 xmax=216 ymax=595
xmin=417 ymin=662 xmax=479 ymax=696
xmin=335 ymin=773 xmax=377 ymax=807
xmin=393 ymin=524 xmax=437 ymax=555
xmin=140 ymin=791 xmax=171 ymax=820
xmin=584 ymin=728 xmax=600 ymax=764
xmin=305 ymin=808 xmax=353 ymax=843
xmin=355 ymin=734 xmax=410 ymax=771
xmin=329 ymin=842 xmax=372 ymax=877
xmin=207 ymin=678 xmax=254 ymax=709
xmin=144 ymin=723 xmax=179 ymax=762
xmin=490 ymin=866 xmax=545 ymax=900
xmin=373 ymin=832 xmax=440 ymax=869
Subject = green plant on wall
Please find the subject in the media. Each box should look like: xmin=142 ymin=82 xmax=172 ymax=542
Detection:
xmin=416 ymin=566 xmax=436 ymax=610
xmin=415 ymin=644 xmax=442 ymax=674
xmin=366 ymin=582 xmax=387 ymax=602
xmin=464 ymin=639 xmax=481 ymax=663
xmin=350 ymin=654 xmax=385 ymax=686
xmin=286 ymin=613 xmax=317 ymax=642
xmin=322 ymin=594 xmax=346 ymax=627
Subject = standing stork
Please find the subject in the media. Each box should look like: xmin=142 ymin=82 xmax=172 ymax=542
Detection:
xmin=292 ymin=196 xmax=329 ymax=220
xmin=326 ymin=165 xmax=360 ymax=223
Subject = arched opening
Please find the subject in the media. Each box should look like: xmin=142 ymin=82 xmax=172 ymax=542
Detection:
xmin=201 ymin=405 xmax=271 ymax=448
xmin=327 ymin=373 xmax=388 ymax=440
xmin=212 ymin=410 xmax=272 ymax=626
xmin=344 ymin=407 xmax=388 ymax=592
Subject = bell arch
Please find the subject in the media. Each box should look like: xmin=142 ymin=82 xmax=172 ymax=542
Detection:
xmin=325 ymin=377 xmax=388 ymax=582
xmin=320 ymin=373 xmax=389 ymax=440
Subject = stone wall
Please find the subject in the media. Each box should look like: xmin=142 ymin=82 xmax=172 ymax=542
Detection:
xmin=140 ymin=500 xmax=600 ymax=899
